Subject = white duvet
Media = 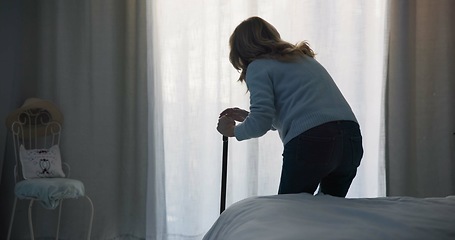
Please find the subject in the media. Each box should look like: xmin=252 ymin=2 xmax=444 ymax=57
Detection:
xmin=203 ymin=193 xmax=455 ymax=240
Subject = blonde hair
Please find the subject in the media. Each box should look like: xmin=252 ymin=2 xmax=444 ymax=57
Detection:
xmin=229 ymin=16 xmax=315 ymax=82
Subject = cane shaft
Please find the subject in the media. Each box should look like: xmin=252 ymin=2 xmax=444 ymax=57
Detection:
xmin=220 ymin=136 xmax=228 ymax=214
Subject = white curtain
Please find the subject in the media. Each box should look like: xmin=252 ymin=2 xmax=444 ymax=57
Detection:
xmin=147 ymin=0 xmax=388 ymax=239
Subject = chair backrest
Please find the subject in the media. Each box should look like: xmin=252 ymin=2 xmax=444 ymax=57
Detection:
xmin=10 ymin=109 xmax=63 ymax=182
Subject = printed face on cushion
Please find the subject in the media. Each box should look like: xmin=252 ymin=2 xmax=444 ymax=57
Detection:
xmin=19 ymin=145 xmax=65 ymax=179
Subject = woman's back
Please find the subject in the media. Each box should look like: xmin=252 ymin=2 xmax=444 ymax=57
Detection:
xmin=241 ymin=55 xmax=357 ymax=144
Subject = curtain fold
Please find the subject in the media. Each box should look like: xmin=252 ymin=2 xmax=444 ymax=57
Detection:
xmin=146 ymin=2 xmax=167 ymax=239
xmin=0 ymin=0 xmax=148 ymax=239
xmin=386 ymin=0 xmax=455 ymax=197
xmin=0 ymin=0 xmax=37 ymax=184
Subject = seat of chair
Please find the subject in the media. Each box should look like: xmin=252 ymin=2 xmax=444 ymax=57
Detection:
xmin=15 ymin=178 xmax=86 ymax=209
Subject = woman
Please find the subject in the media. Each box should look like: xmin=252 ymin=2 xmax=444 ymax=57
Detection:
xmin=217 ymin=16 xmax=363 ymax=197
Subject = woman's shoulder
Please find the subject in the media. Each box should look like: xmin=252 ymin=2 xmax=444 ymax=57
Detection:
xmin=253 ymin=55 xmax=312 ymax=65
xmin=250 ymin=56 xmax=312 ymax=71
xmin=248 ymin=58 xmax=283 ymax=71
xmin=250 ymin=58 xmax=277 ymax=65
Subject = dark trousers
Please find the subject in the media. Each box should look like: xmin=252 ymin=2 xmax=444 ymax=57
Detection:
xmin=278 ymin=121 xmax=363 ymax=197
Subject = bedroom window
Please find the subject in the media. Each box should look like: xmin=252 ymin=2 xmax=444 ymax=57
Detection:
xmin=147 ymin=0 xmax=388 ymax=238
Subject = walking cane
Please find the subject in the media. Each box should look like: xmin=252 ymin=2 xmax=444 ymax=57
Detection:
xmin=220 ymin=135 xmax=228 ymax=214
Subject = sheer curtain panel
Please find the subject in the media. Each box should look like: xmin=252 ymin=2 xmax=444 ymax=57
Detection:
xmin=147 ymin=0 xmax=388 ymax=239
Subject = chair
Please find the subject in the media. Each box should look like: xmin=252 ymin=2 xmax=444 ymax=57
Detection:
xmin=6 ymin=98 xmax=94 ymax=240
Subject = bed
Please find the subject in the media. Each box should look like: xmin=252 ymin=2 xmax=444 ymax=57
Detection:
xmin=203 ymin=193 xmax=455 ymax=240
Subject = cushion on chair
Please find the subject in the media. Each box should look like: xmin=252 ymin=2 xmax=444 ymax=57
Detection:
xmin=19 ymin=144 xmax=66 ymax=179
xmin=15 ymin=178 xmax=85 ymax=209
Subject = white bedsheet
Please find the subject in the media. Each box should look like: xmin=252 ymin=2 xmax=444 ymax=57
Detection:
xmin=203 ymin=193 xmax=455 ymax=240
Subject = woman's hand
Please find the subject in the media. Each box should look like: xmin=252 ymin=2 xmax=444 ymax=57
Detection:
xmin=219 ymin=107 xmax=249 ymax=122
xmin=217 ymin=116 xmax=235 ymax=137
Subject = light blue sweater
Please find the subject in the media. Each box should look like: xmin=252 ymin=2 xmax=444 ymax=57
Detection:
xmin=234 ymin=55 xmax=357 ymax=145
